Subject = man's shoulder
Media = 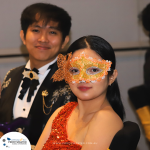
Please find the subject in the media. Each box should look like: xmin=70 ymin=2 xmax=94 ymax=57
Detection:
xmin=9 ymin=65 xmax=25 ymax=73
xmin=6 ymin=65 xmax=25 ymax=75
xmin=1 ymin=65 xmax=25 ymax=91
xmin=3 ymin=65 xmax=24 ymax=79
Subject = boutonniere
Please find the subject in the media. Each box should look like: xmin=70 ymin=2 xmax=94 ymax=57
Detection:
xmin=22 ymin=70 xmax=39 ymax=80
xmin=42 ymin=90 xmax=53 ymax=115
xmin=42 ymin=90 xmax=49 ymax=97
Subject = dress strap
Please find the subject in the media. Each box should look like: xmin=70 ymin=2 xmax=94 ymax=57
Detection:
xmin=51 ymin=102 xmax=78 ymax=139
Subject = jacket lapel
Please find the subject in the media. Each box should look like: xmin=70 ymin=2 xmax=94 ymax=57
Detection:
xmin=10 ymin=67 xmax=24 ymax=104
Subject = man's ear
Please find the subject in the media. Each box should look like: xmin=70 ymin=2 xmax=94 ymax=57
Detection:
xmin=61 ymin=35 xmax=69 ymax=49
xmin=20 ymin=30 xmax=26 ymax=45
xmin=109 ymin=69 xmax=118 ymax=86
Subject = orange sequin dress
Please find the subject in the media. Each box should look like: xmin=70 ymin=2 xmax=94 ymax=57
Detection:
xmin=42 ymin=102 xmax=82 ymax=150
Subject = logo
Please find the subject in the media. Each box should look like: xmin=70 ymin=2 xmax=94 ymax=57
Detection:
xmin=0 ymin=132 xmax=31 ymax=150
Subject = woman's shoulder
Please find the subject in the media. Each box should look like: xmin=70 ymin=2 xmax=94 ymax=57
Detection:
xmin=82 ymin=107 xmax=123 ymax=149
xmin=92 ymin=106 xmax=123 ymax=129
xmin=87 ymin=106 xmax=123 ymax=142
xmin=88 ymin=106 xmax=123 ymax=140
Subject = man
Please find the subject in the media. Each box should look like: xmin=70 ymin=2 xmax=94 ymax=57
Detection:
xmin=0 ymin=3 xmax=72 ymax=145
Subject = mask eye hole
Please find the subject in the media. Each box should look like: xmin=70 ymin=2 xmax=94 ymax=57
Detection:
xmin=69 ymin=67 xmax=80 ymax=75
xmin=86 ymin=67 xmax=102 ymax=75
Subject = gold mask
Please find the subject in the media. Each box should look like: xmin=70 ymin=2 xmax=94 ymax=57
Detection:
xmin=52 ymin=52 xmax=112 ymax=83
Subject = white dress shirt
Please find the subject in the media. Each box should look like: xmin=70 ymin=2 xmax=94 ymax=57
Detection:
xmin=13 ymin=58 xmax=57 ymax=119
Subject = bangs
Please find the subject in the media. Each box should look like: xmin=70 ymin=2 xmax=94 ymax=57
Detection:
xmin=32 ymin=13 xmax=60 ymax=29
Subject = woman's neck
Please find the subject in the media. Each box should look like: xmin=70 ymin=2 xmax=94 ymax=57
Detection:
xmin=77 ymin=95 xmax=110 ymax=119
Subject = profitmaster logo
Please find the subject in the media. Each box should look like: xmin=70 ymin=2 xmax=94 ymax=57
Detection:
xmin=0 ymin=132 xmax=31 ymax=150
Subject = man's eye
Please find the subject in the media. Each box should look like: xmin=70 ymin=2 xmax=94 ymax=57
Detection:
xmin=32 ymin=29 xmax=39 ymax=33
xmin=69 ymin=67 xmax=79 ymax=75
xmin=86 ymin=67 xmax=102 ymax=75
xmin=49 ymin=31 xmax=57 ymax=35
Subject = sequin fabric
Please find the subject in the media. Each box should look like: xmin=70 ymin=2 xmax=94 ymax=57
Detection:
xmin=51 ymin=53 xmax=72 ymax=83
xmin=51 ymin=52 xmax=112 ymax=84
xmin=42 ymin=102 xmax=82 ymax=150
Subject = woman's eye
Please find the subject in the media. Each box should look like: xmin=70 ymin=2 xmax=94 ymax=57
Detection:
xmin=86 ymin=67 xmax=102 ymax=75
xmin=69 ymin=67 xmax=79 ymax=75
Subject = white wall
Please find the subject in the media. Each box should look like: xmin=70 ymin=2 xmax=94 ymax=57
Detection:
xmin=0 ymin=0 xmax=150 ymax=149
xmin=0 ymin=0 xmax=149 ymax=49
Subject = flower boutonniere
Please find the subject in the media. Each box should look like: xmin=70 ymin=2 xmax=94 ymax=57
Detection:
xmin=42 ymin=90 xmax=49 ymax=97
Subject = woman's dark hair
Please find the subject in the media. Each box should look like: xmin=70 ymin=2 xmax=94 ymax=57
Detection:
xmin=67 ymin=35 xmax=125 ymax=120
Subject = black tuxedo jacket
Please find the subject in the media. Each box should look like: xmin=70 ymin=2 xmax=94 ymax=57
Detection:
xmin=0 ymin=62 xmax=74 ymax=145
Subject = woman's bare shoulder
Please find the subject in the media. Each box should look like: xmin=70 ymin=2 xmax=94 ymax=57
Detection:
xmin=92 ymin=107 xmax=123 ymax=129
xmin=81 ymin=108 xmax=123 ymax=150
xmin=89 ymin=107 xmax=123 ymax=141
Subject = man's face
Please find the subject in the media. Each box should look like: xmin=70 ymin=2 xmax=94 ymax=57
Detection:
xmin=20 ymin=20 xmax=69 ymax=68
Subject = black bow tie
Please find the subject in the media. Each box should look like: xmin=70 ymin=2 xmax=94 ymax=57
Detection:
xmin=18 ymin=68 xmax=40 ymax=102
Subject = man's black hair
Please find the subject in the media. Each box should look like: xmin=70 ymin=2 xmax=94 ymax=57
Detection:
xmin=21 ymin=3 xmax=71 ymax=41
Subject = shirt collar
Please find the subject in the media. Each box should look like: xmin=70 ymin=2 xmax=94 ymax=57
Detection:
xmin=25 ymin=57 xmax=57 ymax=75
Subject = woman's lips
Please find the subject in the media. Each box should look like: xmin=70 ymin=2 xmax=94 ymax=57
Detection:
xmin=77 ymin=86 xmax=92 ymax=91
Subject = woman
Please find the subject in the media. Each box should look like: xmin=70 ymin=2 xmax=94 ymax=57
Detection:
xmin=35 ymin=35 xmax=125 ymax=150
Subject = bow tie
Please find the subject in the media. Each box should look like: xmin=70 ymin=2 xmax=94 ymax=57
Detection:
xmin=18 ymin=68 xmax=40 ymax=102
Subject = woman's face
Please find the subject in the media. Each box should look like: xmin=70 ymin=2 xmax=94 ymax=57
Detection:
xmin=69 ymin=48 xmax=112 ymax=101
